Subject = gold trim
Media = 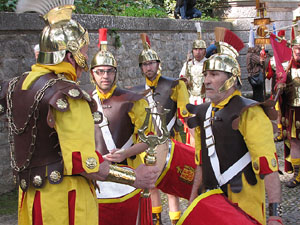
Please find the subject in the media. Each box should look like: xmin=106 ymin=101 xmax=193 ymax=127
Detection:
xmin=106 ymin=164 xmax=136 ymax=186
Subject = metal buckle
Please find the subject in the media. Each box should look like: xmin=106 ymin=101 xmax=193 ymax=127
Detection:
xmin=99 ymin=116 xmax=109 ymax=128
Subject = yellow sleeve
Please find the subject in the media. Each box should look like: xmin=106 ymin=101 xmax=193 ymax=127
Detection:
xmin=194 ymin=126 xmax=201 ymax=165
xmin=239 ymin=105 xmax=278 ymax=174
xmin=53 ymin=97 xmax=100 ymax=175
xmin=128 ymin=98 xmax=153 ymax=143
xmin=170 ymin=79 xmax=190 ymax=118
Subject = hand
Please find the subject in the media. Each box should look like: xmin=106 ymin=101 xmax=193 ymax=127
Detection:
xmin=103 ymin=148 xmax=127 ymax=163
xmin=267 ymin=216 xmax=283 ymax=225
xmin=133 ymin=164 xmax=160 ymax=189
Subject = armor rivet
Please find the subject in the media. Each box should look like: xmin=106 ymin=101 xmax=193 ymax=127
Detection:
xmin=86 ymin=157 xmax=97 ymax=169
xmin=253 ymin=162 xmax=259 ymax=171
xmin=283 ymin=130 xmax=287 ymax=137
xmin=93 ymin=111 xmax=103 ymax=123
xmin=82 ymin=90 xmax=91 ymax=101
xmin=33 ymin=175 xmax=43 ymax=187
xmin=56 ymin=98 xmax=68 ymax=109
xmin=20 ymin=179 xmax=27 ymax=190
xmin=0 ymin=104 xmax=4 ymax=113
xmin=68 ymin=89 xmax=80 ymax=98
xmin=49 ymin=171 xmax=61 ymax=183
xmin=182 ymin=110 xmax=188 ymax=116
xmin=296 ymin=121 xmax=300 ymax=129
xmin=13 ymin=175 xmax=17 ymax=184
xmin=271 ymin=158 xmax=277 ymax=168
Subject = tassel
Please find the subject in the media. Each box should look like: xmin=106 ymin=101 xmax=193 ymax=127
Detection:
xmin=140 ymin=196 xmax=153 ymax=225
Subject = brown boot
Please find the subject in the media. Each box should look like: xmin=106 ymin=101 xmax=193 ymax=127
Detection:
xmin=171 ymin=219 xmax=178 ymax=225
xmin=152 ymin=213 xmax=163 ymax=225
xmin=286 ymin=165 xmax=300 ymax=188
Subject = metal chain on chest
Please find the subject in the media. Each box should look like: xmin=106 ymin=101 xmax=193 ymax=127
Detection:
xmin=7 ymin=76 xmax=63 ymax=172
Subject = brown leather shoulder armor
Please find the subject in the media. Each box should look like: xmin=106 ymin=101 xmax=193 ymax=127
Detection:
xmin=7 ymin=72 xmax=94 ymax=191
xmin=187 ymin=96 xmax=275 ymax=195
xmin=93 ymin=87 xmax=143 ymax=156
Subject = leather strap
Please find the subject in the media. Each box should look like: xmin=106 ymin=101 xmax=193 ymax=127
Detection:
xmin=204 ymin=104 xmax=251 ymax=186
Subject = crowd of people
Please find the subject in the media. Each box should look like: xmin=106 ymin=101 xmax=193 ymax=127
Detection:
xmin=1 ymin=0 xmax=300 ymax=225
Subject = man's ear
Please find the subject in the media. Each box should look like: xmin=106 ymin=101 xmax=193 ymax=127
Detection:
xmin=65 ymin=52 xmax=76 ymax=67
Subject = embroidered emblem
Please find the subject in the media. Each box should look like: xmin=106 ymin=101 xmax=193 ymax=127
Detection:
xmin=93 ymin=111 xmax=103 ymax=123
xmin=68 ymin=89 xmax=80 ymax=98
xmin=271 ymin=158 xmax=277 ymax=168
xmin=56 ymin=98 xmax=68 ymax=109
xmin=176 ymin=165 xmax=195 ymax=184
xmin=253 ymin=162 xmax=259 ymax=171
xmin=81 ymin=90 xmax=91 ymax=101
xmin=20 ymin=179 xmax=27 ymax=190
xmin=49 ymin=171 xmax=62 ymax=183
xmin=33 ymin=175 xmax=43 ymax=187
xmin=0 ymin=104 xmax=4 ymax=113
xmin=86 ymin=157 xmax=97 ymax=169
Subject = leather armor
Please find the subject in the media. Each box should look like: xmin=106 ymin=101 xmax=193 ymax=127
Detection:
xmin=5 ymin=72 xmax=97 ymax=191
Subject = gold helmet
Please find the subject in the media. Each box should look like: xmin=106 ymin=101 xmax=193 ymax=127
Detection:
xmin=192 ymin=22 xmax=206 ymax=49
xmin=139 ymin=33 xmax=160 ymax=65
xmin=16 ymin=0 xmax=89 ymax=71
xmin=203 ymin=27 xmax=244 ymax=93
xmin=90 ymin=28 xmax=118 ymax=86
xmin=91 ymin=28 xmax=117 ymax=69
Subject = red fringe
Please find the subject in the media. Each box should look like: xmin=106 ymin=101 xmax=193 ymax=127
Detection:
xmin=140 ymin=197 xmax=153 ymax=225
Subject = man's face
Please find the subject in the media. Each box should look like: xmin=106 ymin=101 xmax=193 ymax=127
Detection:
xmin=76 ymin=45 xmax=89 ymax=78
xmin=293 ymin=46 xmax=300 ymax=63
xmin=141 ymin=60 xmax=159 ymax=81
xmin=91 ymin=65 xmax=116 ymax=93
xmin=204 ymin=70 xmax=231 ymax=104
xmin=192 ymin=48 xmax=206 ymax=62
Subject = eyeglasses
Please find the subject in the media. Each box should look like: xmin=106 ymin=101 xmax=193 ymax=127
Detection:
xmin=142 ymin=61 xmax=157 ymax=67
xmin=92 ymin=68 xmax=116 ymax=76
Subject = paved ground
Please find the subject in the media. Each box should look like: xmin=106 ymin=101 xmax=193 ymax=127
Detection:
xmin=1 ymin=142 xmax=300 ymax=225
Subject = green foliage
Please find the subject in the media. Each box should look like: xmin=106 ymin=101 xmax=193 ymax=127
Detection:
xmin=196 ymin=0 xmax=226 ymax=18
xmin=0 ymin=189 xmax=18 ymax=215
xmin=108 ymin=29 xmax=122 ymax=48
xmin=75 ymin=0 xmax=168 ymax=18
xmin=0 ymin=0 xmax=17 ymax=12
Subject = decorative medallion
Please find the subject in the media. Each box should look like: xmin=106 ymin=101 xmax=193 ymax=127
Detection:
xmin=271 ymin=158 xmax=277 ymax=168
xmin=0 ymin=104 xmax=4 ymax=113
xmin=20 ymin=179 xmax=27 ymax=190
xmin=81 ymin=90 xmax=91 ymax=101
xmin=93 ymin=111 xmax=103 ymax=123
xmin=296 ymin=121 xmax=300 ymax=129
xmin=49 ymin=171 xmax=62 ymax=183
xmin=56 ymin=98 xmax=68 ymax=109
xmin=285 ymin=118 xmax=289 ymax=126
xmin=182 ymin=110 xmax=188 ymax=116
xmin=68 ymin=89 xmax=80 ymax=98
xmin=33 ymin=175 xmax=43 ymax=187
xmin=86 ymin=157 xmax=97 ymax=169
xmin=283 ymin=130 xmax=287 ymax=137
xmin=253 ymin=162 xmax=259 ymax=171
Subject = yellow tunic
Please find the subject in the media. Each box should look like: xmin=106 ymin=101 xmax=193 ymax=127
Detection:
xmin=194 ymin=90 xmax=278 ymax=225
xmin=18 ymin=63 xmax=100 ymax=225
